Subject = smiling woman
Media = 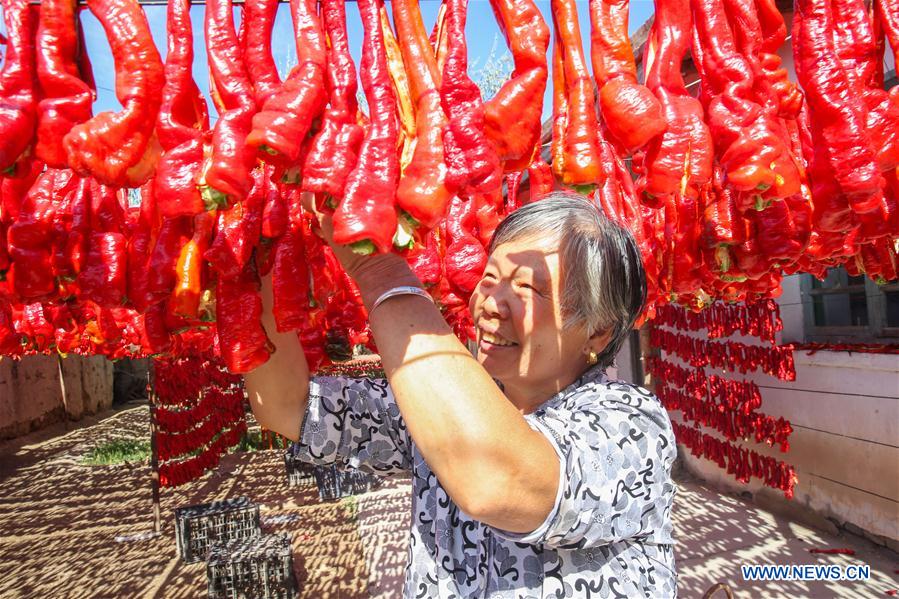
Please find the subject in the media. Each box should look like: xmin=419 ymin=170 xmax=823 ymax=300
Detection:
xmin=245 ymin=192 xmax=678 ymax=598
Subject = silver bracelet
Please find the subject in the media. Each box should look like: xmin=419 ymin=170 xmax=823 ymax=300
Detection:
xmin=370 ymin=285 xmax=434 ymax=315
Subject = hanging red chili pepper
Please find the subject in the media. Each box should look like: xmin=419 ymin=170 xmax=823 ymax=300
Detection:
xmin=63 ymin=0 xmax=165 ymax=187
xmin=332 ymin=0 xmax=400 ymax=255
xmin=439 ymin=0 xmax=503 ymax=195
xmin=483 ymin=0 xmax=550 ymax=171
xmin=301 ymin=0 xmax=364 ymax=205
xmin=246 ymin=0 xmax=327 ymax=167
xmin=35 ymin=0 xmax=95 ymax=169
xmin=0 ymin=0 xmax=38 ymax=174
xmin=203 ymin=0 xmax=258 ymax=207
xmin=155 ymin=0 xmax=211 ymax=218
xmin=589 ymin=0 xmax=666 ymax=153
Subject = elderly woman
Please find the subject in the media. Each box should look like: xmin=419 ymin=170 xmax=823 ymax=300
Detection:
xmin=246 ymin=192 xmax=677 ymax=598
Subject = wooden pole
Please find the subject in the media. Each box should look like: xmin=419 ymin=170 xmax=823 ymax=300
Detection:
xmin=148 ymin=361 xmax=161 ymax=534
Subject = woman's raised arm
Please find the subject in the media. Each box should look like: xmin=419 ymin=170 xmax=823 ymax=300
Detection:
xmin=243 ymin=275 xmax=311 ymax=442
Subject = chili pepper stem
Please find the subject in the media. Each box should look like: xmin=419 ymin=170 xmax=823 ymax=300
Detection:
xmin=281 ymin=168 xmax=302 ymax=184
xmin=571 ymin=183 xmax=598 ymax=196
xmin=350 ymin=240 xmax=377 ymax=255
xmin=200 ymin=186 xmax=229 ymax=211
xmin=393 ymin=212 xmax=419 ymax=250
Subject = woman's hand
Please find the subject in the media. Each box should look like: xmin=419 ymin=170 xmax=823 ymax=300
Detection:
xmin=301 ymin=193 xmax=422 ymax=311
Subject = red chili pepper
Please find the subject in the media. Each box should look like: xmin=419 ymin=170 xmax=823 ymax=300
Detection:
xmin=483 ymin=0 xmax=550 ymax=170
xmin=332 ymin=0 xmax=400 ymax=255
xmin=242 ymin=0 xmax=281 ymax=106
xmin=35 ymin=0 xmax=95 ymax=168
xmin=205 ymin=169 xmax=266 ymax=277
xmin=145 ymin=216 xmax=192 ymax=307
xmin=246 ymin=0 xmax=327 ymax=166
xmin=550 ymin=33 xmax=569 ymax=185
xmin=391 ymin=0 xmax=455 ymax=229
xmin=155 ymin=0 xmax=211 ymax=218
xmin=78 ymin=231 xmax=128 ymax=308
xmin=171 ymin=211 xmax=216 ymax=320
xmin=589 ymin=0 xmax=666 ymax=153
xmin=551 ymin=0 xmax=602 ymax=188
xmin=62 ymin=0 xmax=164 ymax=187
xmin=6 ymin=170 xmax=74 ymax=302
xmin=301 ymin=0 xmax=364 ymax=204
xmin=203 ymin=0 xmax=259 ymax=207
xmin=792 ymin=0 xmax=884 ymax=234
xmin=526 ymin=156 xmax=554 ymax=202
xmin=639 ymin=0 xmax=713 ymax=206
xmin=271 ymin=226 xmax=310 ymax=333
xmin=262 ymin=176 xmax=289 ymax=241
xmin=444 ymin=195 xmax=487 ymax=295
xmin=215 ymin=261 xmax=273 ymax=373
xmin=831 ymin=0 xmax=897 ymax=242
xmin=126 ymin=182 xmax=158 ymax=313
xmin=0 ymin=0 xmax=38 ymax=174
xmin=439 ymin=0 xmax=503 ymax=195
xmin=692 ymin=0 xmax=801 ymax=203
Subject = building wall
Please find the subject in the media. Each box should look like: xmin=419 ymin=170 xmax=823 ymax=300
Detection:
xmin=646 ymin=276 xmax=899 ymax=545
xmin=0 ymin=354 xmax=114 ymax=440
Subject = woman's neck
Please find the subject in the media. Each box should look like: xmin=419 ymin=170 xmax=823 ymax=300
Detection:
xmin=502 ymin=369 xmax=590 ymax=414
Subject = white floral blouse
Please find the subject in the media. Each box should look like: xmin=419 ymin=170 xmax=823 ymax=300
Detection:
xmin=290 ymin=365 xmax=678 ymax=598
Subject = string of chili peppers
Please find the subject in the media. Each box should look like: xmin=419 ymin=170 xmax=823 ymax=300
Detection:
xmin=649 ymin=327 xmax=797 ymax=381
xmin=158 ymin=424 xmax=248 ymax=489
xmin=653 ymin=300 xmax=784 ymax=344
xmin=646 ymin=357 xmax=793 ymax=452
xmin=672 ymin=421 xmax=798 ymax=499
xmin=153 ymin=354 xmax=248 ymax=488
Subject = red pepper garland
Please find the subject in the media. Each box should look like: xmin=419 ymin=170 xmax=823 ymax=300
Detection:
xmin=672 ymin=421 xmax=798 ymax=498
xmin=152 ymin=354 xmax=247 ymax=488
xmin=653 ymin=302 xmax=798 ymax=498
xmin=650 ymin=327 xmax=796 ymax=380
xmin=653 ymin=300 xmax=784 ymax=344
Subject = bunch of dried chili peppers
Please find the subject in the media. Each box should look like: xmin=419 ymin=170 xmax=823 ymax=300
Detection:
xmin=0 ymin=0 xmax=896 ymax=378
xmin=153 ymin=354 xmax=248 ymax=488
xmin=651 ymin=302 xmax=798 ymax=498
xmin=672 ymin=421 xmax=798 ymax=499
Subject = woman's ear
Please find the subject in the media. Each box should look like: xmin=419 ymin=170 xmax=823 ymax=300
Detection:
xmin=583 ymin=329 xmax=612 ymax=358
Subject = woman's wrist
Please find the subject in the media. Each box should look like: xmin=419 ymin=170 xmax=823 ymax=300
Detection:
xmin=352 ymin=255 xmax=423 ymax=313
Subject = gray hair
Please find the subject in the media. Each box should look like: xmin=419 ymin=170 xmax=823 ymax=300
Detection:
xmin=488 ymin=192 xmax=646 ymax=369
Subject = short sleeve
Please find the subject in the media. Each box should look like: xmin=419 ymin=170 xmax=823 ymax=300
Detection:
xmin=493 ymin=381 xmax=677 ymax=549
xmin=289 ymin=375 xmax=413 ymax=477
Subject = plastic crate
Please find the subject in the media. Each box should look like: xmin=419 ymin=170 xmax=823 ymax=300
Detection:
xmin=312 ymin=464 xmax=382 ymax=501
xmin=206 ymin=533 xmax=298 ymax=599
xmin=282 ymin=449 xmax=315 ymax=488
xmin=174 ymin=496 xmax=261 ymax=564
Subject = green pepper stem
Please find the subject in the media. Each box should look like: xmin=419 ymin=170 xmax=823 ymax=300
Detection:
xmin=201 ymin=186 xmax=230 ymax=211
xmin=350 ymin=240 xmax=376 ymax=255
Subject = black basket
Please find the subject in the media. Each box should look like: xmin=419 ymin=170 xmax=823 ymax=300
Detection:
xmin=282 ymin=450 xmax=315 ymax=488
xmin=174 ymin=496 xmax=261 ymax=564
xmin=312 ymin=464 xmax=382 ymax=501
xmin=206 ymin=533 xmax=298 ymax=599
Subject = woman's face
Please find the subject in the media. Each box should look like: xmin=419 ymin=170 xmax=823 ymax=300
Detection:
xmin=469 ymin=236 xmax=600 ymax=407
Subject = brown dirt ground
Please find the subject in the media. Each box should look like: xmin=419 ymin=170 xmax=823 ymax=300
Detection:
xmin=1 ymin=399 xmax=897 ymax=598
xmin=0 ymin=399 xmax=410 ymax=598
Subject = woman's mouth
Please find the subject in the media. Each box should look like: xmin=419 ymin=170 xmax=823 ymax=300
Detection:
xmin=479 ymin=330 xmax=518 ymax=351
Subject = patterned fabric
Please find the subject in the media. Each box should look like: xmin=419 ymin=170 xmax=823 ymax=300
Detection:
xmin=291 ymin=366 xmax=678 ymax=598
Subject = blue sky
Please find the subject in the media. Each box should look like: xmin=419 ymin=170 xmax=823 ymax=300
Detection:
xmin=66 ymin=0 xmax=656 ymax=122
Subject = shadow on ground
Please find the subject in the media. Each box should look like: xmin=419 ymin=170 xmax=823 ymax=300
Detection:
xmin=0 ymin=400 xmax=410 ymax=598
xmin=0 ymin=401 xmax=896 ymax=598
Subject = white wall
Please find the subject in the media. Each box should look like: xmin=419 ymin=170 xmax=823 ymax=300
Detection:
xmin=654 ymin=276 xmax=899 ymax=543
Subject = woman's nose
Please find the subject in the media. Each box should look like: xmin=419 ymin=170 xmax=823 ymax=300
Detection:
xmin=481 ymin=287 xmax=509 ymax=320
